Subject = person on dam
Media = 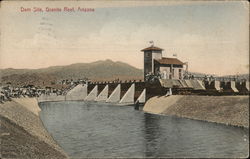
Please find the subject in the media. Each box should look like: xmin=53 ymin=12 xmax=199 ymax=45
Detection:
xmin=0 ymin=92 xmax=5 ymax=103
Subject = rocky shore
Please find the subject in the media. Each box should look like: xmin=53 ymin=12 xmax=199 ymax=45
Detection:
xmin=143 ymin=95 xmax=249 ymax=128
xmin=0 ymin=98 xmax=68 ymax=159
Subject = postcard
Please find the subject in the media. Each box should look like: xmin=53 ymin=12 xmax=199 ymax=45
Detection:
xmin=0 ymin=0 xmax=249 ymax=158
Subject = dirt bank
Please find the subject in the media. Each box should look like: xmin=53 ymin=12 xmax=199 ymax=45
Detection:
xmin=143 ymin=95 xmax=249 ymax=128
xmin=0 ymin=98 xmax=68 ymax=159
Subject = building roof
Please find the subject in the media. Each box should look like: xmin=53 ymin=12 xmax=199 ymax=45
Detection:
xmin=155 ymin=57 xmax=184 ymax=65
xmin=141 ymin=46 xmax=163 ymax=51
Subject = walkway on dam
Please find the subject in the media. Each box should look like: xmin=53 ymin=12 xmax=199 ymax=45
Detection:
xmin=38 ymin=79 xmax=249 ymax=104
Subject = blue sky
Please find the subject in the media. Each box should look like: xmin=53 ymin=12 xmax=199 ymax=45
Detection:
xmin=1 ymin=1 xmax=249 ymax=75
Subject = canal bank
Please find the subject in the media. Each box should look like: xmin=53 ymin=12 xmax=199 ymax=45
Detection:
xmin=0 ymin=98 xmax=68 ymax=159
xmin=143 ymin=95 xmax=249 ymax=128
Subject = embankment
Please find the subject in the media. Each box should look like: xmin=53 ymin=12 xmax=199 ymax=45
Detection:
xmin=143 ymin=95 xmax=249 ymax=128
xmin=0 ymin=97 xmax=68 ymax=159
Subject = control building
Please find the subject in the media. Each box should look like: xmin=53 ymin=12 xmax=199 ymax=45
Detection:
xmin=141 ymin=45 xmax=185 ymax=81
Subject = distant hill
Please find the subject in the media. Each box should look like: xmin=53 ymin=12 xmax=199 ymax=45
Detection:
xmin=0 ymin=60 xmax=143 ymax=87
xmin=1 ymin=60 xmax=248 ymax=88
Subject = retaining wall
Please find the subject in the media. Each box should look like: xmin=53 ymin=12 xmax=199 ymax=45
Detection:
xmin=38 ymin=94 xmax=65 ymax=103
xmin=143 ymin=95 xmax=249 ymax=128
xmin=0 ymin=98 xmax=68 ymax=158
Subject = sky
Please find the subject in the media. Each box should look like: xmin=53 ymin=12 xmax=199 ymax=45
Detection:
xmin=0 ymin=0 xmax=249 ymax=75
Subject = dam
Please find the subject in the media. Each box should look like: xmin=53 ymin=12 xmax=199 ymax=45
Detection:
xmin=38 ymin=79 xmax=249 ymax=104
xmin=36 ymin=44 xmax=249 ymax=105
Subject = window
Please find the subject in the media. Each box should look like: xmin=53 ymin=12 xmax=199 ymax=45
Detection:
xmin=179 ymin=69 xmax=182 ymax=79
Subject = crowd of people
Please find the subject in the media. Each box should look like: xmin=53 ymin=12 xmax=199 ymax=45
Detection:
xmin=0 ymin=85 xmax=64 ymax=103
xmin=0 ymin=78 xmax=90 ymax=103
xmin=146 ymin=71 xmax=246 ymax=82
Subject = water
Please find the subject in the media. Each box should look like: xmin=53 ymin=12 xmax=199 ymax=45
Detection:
xmin=39 ymin=101 xmax=249 ymax=158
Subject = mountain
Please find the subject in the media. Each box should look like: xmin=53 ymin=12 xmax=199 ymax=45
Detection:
xmin=0 ymin=60 xmax=143 ymax=87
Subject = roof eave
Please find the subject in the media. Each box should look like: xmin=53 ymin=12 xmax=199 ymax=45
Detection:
xmin=141 ymin=47 xmax=164 ymax=52
xmin=154 ymin=59 xmax=184 ymax=65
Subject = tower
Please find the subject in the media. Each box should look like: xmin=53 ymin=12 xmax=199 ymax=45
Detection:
xmin=141 ymin=44 xmax=163 ymax=80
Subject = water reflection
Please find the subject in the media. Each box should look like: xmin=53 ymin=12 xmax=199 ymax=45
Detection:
xmin=143 ymin=113 xmax=162 ymax=157
xmin=142 ymin=112 xmax=249 ymax=158
xmin=39 ymin=101 xmax=249 ymax=158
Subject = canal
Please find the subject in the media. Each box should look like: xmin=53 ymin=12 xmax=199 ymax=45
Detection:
xmin=39 ymin=101 xmax=249 ymax=158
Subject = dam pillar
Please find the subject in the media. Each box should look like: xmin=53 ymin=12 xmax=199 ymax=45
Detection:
xmin=246 ymin=81 xmax=249 ymax=91
xmin=214 ymin=81 xmax=221 ymax=91
xmin=179 ymin=80 xmax=188 ymax=88
xmin=106 ymin=84 xmax=121 ymax=103
xmin=222 ymin=81 xmax=239 ymax=93
xmin=190 ymin=80 xmax=205 ymax=90
xmin=136 ymin=88 xmax=146 ymax=103
xmin=134 ymin=81 xmax=146 ymax=102
xmin=119 ymin=83 xmax=135 ymax=104
xmin=66 ymin=84 xmax=87 ymax=101
xmin=184 ymin=80 xmax=194 ymax=89
xmin=95 ymin=85 xmax=109 ymax=102
xmin=229 ymin=81 xmax=239 ymax=92
xmin=208 ymin=80 xmax=221 ymax=91
xmin=196 ymin=80 xmax=206 ymax=90
xmin=236 ymin=81 xmax=249 ymax=93
xmin=85 ymin=85 xmax=98 ymax=101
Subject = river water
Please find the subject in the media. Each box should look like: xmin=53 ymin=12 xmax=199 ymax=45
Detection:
xmin=39 ymin=101 xmax=249 ymax=158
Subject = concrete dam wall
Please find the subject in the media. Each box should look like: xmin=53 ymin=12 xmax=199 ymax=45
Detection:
xmin=38 ymin=82 xmax=147 ymax=105
xmin=0 ymin=98 xmax=68 ymax=159
xmin=37 ymin=80 xmax=249 ymax=105
xmin=143 ymin=95 xmax=249 ymax=128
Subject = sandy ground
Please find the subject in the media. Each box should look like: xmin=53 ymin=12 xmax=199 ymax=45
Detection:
xmin=0 ymin=98 xmax=68 ymax=159
xmin=143 ymin=95 xmax=249 ymax=128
